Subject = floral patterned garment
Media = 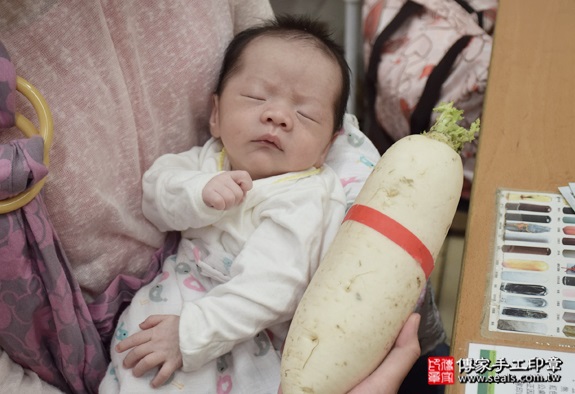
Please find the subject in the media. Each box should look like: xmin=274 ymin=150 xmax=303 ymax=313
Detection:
xmin=0 ymin=42 xmax=178 ymax=393
xmin=0 ymin=136 xmax=107 ymax=393
xmin=0 ymin=136 xmax=179 ymax=393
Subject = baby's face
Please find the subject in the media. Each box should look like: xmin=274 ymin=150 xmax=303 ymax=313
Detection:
xmin=209 ymin=35 xmax=341 ymax=180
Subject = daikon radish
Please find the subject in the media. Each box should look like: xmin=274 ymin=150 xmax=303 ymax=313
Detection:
xmin=280 ymin=102 xmax=479 ymax=394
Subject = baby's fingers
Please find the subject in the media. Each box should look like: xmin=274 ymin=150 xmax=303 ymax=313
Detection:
xmin=131 ymin=351 xmax=163 ymax=378
xmin=116 ymin=330 xmax=148 ymax=354
xmin=202 ymin=171 xmax=252 ymax=209
xmin=209 ymin=178 xmax=250 ymax=210
xmin=210 ymin=189 xmax=234 ymax=210
xmin=228 ymin=170 xmax=253 ymax=192
xmin=151 ymin=361 xmax=180 ymax=388
xmin=205 ymin=185 xmax=240 ymax=210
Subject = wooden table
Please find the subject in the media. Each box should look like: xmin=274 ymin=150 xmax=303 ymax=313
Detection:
xmin=448 ymin=0 xmax=575 ymax=392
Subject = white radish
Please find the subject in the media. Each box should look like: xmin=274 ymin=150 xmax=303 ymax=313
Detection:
xmin=280 ymin=102 xmax=479 ymax=394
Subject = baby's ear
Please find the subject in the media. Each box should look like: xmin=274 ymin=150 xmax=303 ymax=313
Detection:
xmin=209 ymin=94 xmax=221 ymax=138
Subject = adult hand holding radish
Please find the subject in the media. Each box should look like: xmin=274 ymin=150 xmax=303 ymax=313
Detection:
xmin=280 ymin=102 xmax=479 ymax=394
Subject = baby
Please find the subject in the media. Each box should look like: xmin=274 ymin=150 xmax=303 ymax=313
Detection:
xmin=99 ymin=15 xmax=350 ymax=393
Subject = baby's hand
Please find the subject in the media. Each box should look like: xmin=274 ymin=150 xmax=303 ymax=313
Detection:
xmin=202 ymin=171 xmax=253 ymax=210
xmin=116 ymin=314 xmax=182 ymax=388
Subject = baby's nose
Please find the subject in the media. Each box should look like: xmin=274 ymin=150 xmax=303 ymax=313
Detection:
xmin=262 ymin=105 xmax=293 ymax=130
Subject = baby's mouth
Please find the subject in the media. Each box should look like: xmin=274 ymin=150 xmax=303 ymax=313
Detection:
xmin=255 ymin=135 xmax=283 ymax=150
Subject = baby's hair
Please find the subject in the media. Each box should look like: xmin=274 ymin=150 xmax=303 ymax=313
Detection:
xmin=214 ymin=14 xmax=351 ymax=132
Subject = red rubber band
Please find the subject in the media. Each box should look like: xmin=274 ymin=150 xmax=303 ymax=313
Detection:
xmin=343 ymin=204 xmax=434 ymax=279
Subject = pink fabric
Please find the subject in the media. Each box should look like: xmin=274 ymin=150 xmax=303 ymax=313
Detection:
xmin=0 ymin=137 xmax=105 ymax=393
xmin=0 ymin=130 xmax=180 ymax=394
xmin=0 ymin=1 xmax=274 ymax=297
